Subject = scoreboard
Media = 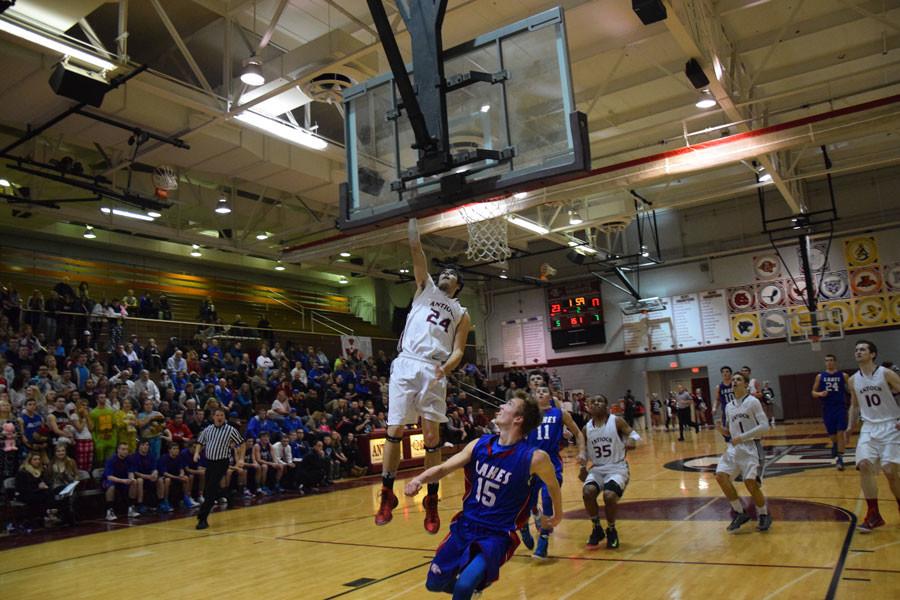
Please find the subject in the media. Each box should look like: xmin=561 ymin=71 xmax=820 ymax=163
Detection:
xmin=546 ymin=280 xmax=606 ymax=349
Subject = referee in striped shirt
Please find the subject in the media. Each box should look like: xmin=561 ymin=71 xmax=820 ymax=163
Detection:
xmin=194 ymin=408 xmax=245 ymax=530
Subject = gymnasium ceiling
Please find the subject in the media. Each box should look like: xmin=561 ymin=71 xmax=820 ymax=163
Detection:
xmin=1 ymin=0 xmax=899 ymax=287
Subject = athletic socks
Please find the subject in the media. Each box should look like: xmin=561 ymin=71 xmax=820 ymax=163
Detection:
xmin=865 ymin=498 xmax=880 ymax=517
xmin=382 ymin=473 xmax=395 ymax=491
xmin=591 ymin=516 xmax=602 ymax=528
xmin=757 ymin=504 xmax=768 ymax=516
xmin=730 ymin=499 xmax=743 ymax=513
xmin=539 ymin=529 xmax=551 ymax=538
xmin=831 ymin=443 xmax=837 ymax=458
xmin=427 ymin=482 xmax=439 ymax=497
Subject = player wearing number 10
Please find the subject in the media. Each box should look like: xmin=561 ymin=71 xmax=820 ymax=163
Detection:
xmin=375 ymin=218 xmax=472 ymax=533
xmin=405 ymin=394 xmax=559 ymax=600
xmin=847 ymin=340 xmax=900 ymax=533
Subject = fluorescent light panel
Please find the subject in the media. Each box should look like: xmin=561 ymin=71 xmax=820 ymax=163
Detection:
xmin=507 ymin=214 xmax=549 ymax=235
xmin=0 ymin=18 xmax=116 ymax=71
xmin=235 ymin=111 xmax=327 ymax=151
xmin=100 ymin=207 xmax=155 ymax=221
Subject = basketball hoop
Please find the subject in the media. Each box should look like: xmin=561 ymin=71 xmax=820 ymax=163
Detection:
xmin=152 ymin=165 xmax=177 ymax=199
xmin=539 ymin=263 xmax=557 ymax=281
xmin=809 ymin=335 xmax=822 ymax=352
xmin=460 ymin=201 xmax=512 ymax=263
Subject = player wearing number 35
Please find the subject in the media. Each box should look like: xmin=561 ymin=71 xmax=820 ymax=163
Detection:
xmin=405 ymin=394 xmax=560 ymax=600
xmin=375 ymin=218 xmax=472 ymax=533
xmin=846 ymin=340 xmax=900 ymax=533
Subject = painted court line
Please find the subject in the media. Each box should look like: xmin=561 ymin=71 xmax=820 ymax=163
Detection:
xmin=558 ymin=497 xmax=719 ymax=600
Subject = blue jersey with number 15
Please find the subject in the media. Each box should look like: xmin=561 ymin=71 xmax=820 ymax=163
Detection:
xmin=462 ymin=435 xmax=536 ymax=532
xmin=526 ymin=405 xmax=564 ymax=477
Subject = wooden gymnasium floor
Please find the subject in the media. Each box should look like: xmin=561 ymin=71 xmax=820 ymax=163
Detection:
xmin=3 ymin=422 xmax=898 ymax=599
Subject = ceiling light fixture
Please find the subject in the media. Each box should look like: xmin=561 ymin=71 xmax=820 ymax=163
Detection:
xmin=513 ymin=192 xmax=527 ymax=200
xmin=256 ymin=232 xmax=269 ymax=240
xmin=758 ymin=171 xmax=773 ymax=183
xmin=338 ymin=277 xmax=349 ymax=284
xmin=0 ymin=178 xmax=10 ymax=187
xmin=190 ymin=244 xmax=202 ymax=257
xmin=339 ymin=251 xmax=351 ymax=258
xmin=274 ymin=260 xmax=286 ymax=271
xmin=82 ymin=225 xmax=96 ymax=239
xmin=240 ymin=55 xmax=265 ymax=86
xmin=235 ymin=111 xmax=327 ymax=151
xmin=695 ymin=90 xmax=717 ymax=109
xmin=100 ymin=207 xmax=155 ymax=221
xmin=399 ymin=268 xmax=409 ymax=274
xmin=146 ymin=210 xmax=162 ymax=218
xmin=0 ymin=17 xmax=117 ymax=71
xmin=499 ymin=271 xmax=508 ymax=279
xmin=214 ymin=196 xmax=231 ymax=214
xmin=480 ymin=104 xmax=490 ymax=113
xmin=507 ymin=214 xmax=549 ymax=235
xmin=568 ymin=209 xmax=583 ymax=225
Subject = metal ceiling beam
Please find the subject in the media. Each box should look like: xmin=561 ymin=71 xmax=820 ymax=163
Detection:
xmin=662 ymin=0 xmax=806 ymax=213
xmin=77 ymin=18 xmax=114 ymax=61
xmin=149 ymin=0 xmax=217 ymax=98
xmin=256 ymin=0 xmax=290 ymax=52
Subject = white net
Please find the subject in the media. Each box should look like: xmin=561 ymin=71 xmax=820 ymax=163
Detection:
xmin=153 ymin=165 xmax=178 ymax=191
xmin=460 ymin=201 xmax=512 ymax=263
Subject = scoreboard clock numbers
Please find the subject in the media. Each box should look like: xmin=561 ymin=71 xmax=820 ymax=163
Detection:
xmin=546 ymin=280 xmax=606 ymax=349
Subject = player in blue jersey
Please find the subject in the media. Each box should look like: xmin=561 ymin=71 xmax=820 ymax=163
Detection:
xmin=811 ymin=354 xmax=851 ymax=470
xmin=405 ymin=394 xmax=561 ymax=600
xmin=714 ymin=366 xmax=736 ymax=441
xmin=518 ymin=378 xmax=584 ymax=559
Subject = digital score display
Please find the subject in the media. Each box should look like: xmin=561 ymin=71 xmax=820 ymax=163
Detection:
xmin=546 ymin=281 xmax=606 ymax=349
xmin=549 ymin=295 xmax=602 ymax=329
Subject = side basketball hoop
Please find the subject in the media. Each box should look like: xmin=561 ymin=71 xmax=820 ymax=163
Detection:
xmin=153 ymin=165 xmax=178 ymax=199
xmin=460 ymin=201 xmax=512 ymax=263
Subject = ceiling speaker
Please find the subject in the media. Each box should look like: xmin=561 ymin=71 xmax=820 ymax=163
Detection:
xmin=49 ymin=62 xmax=110 ymax=107
xmin=632 ymin=0 xmax=667 ymax=25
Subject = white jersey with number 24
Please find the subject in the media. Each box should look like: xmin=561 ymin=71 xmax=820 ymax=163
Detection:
xmin=399 ymin=277 xmax=466 ymax=362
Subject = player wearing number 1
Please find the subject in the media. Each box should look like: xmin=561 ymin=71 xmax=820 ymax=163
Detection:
xmin=405 ymin=394 xmax=559 ymax=600
xmin=811 ymin=354 xmax=850 ymax=470
xmin=375 ymin=218 xmax=472 ymax=533
xmin=846 ymin=340 xmax=900 ymax=533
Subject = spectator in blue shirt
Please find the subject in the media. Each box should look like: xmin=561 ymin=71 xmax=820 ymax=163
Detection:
xmin=246 ymin=408 xmax=280 ymax=440
xmin=128 ymin=440 xmax=158 ymax=514
xmin=179 ymin=441 xmax=206 ymax=504
xmin=102 ymin=442 xmax=137 ymax=521
xmin=215 ymin=378 xmax=234 ymax=412
xmin=157 ymin=443 xmax=196 ymax=512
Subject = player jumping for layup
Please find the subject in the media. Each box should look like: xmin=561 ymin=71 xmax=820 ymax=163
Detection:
xmin=580 ymin=395 xmax=639 ymax=549
xmin=520 ymin=381 xmax=584 ymax=559
xmin=715 ymin=373 xmax=772 ymax=533
xmin=846 ymin=340 xmax=900 ymax=533
xmin=405 ymin=394 xmax=561 ymax=599
xmin=811 ymin=354 xmax=850 ymax=471
xmin=376 ymin=218 xmax=472 ymax=533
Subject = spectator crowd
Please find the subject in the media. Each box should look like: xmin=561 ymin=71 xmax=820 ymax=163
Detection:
xmin=0 ymin=280 xmax=509 ymax=532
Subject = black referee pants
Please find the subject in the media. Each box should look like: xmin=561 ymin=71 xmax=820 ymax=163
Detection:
xmin=198 ymin=458 xmax=229 ymax=521
xmin=677 ymin=407 xmax=698 ymax=438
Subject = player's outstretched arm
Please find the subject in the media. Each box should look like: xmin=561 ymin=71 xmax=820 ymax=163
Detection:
xmin=404 ymin=438 xmax=477 ymax=496
xmin=408 ymin=218 xmax=429 ymax=292
xmin=811 ymin=374 xmax=826 ymax=398
xmin=530 ymin=450 xmax=563 ymax=528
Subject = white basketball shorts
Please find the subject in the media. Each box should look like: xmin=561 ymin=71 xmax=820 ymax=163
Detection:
xmin=716 ymin=440 xmax=765 ymax=482
xmin=387 ymin=354 xmax=448 ymax=426
xmin=855 ymin=420 xmax=900 ymax=466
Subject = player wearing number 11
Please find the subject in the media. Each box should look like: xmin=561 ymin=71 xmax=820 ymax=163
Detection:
xmin=405 ymin=394 xmax=560 ymax=600
xmin=846 ymin=340 xmax=900 ymax=533
xmin=375 ymin=218 xmax=472 ymax=533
